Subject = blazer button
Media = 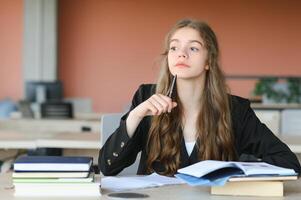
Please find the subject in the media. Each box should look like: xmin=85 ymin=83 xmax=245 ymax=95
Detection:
xmin=113 ymin=152 xmax=119 ymax=157
xmin=120 ymin=142 xmax=125 ymax=148
xmin=107 ymin=159 xmax=111 ymax=165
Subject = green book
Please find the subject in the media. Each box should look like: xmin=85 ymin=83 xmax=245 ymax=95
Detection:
xmin=13 ymin=171 xmax=90 ymax=178
xmin=13 ymin=174 xmax=94 ymax=183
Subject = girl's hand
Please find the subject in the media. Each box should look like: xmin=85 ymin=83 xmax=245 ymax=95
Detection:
xmin=131 ymin=94 xmax=177 ymax=119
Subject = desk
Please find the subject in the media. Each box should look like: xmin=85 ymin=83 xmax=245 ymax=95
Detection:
xmin=0 ymin=118 xmax=101 ymax=133
xmin=0 ymin=130 xmax=101 ymax=166
xmin=0 ymin=130 xmax=300 ymax=152
xmin=0 ymin=130 xmax=100 ymax=149
xmin=0 ymin=118 xmax=101 ymax=149
xmin=280 ymin=136 xmax=301 ymax=154
xmin=251 ymin=103 xmax=301 ymax=110
xmin=0 ymin=173 xmax=301 ymax=200
xmin=0 ymin=118 xmax=300 ymax=170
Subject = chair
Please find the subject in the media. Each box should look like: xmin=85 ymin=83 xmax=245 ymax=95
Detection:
xmin=254 ymin=110 xmax=280 ymax=135
xmin=281 ymin=109 xmax=301 ymax=135
xmin=100 ymin=113 xmax=140 ymax=175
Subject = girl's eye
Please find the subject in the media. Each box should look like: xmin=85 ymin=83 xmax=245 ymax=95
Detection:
xmin=169 ymin=46 xmax=177 ymax=51
xmin=190 ymin=47 xmax=199 ymax=52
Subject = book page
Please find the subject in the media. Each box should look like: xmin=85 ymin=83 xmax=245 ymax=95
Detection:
xmin=177 ymin=160 xmax=238 ymax=177
xmin=234 ymin=162 xmax=296 ymax=176
xmin=176 ymin=160 xmax=297 ymax=186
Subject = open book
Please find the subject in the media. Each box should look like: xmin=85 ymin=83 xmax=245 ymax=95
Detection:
xmin=175 ymin=160 xmax=297 ymax=186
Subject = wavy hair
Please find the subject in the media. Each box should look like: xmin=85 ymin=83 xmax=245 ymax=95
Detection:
xmin=146 ymin=19 xmax=236 ymax=176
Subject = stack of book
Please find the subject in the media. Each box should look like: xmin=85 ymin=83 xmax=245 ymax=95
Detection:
xmin=175 ymin=160 xmax=298 ymax=197
xmin=13 ymin=156 xmax=101 ymax=197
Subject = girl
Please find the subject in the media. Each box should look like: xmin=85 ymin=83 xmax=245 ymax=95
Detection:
xmin=98 ymin=19 xmax=301 ymax=176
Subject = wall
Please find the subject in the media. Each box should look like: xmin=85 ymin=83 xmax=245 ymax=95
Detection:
xmin=58 ymin=0 xmax=301 ymax=112
xmin=0 ymin=0 xmax=23 ymax=101
xmin=0 ymin=1 xmax=300 ymax=112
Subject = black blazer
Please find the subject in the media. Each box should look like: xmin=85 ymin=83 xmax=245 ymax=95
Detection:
xmin=99 ymin=84 xmax=301 ymax=175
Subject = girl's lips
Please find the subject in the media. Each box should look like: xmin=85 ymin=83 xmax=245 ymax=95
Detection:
xmin=175 ymin=63 xmax=190 ymax=68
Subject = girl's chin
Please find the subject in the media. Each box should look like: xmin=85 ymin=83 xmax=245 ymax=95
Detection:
xmin=174 ymin=73 xmax=205 ymax=80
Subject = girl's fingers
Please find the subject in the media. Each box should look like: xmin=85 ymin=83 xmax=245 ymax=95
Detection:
xmin=148 ymin=97 xmax=164 ymax=115
xmin=152 ymin=95 xmax=169 ymax=113
xmin=145 ymin=100 xmax=158 ymax=115
xmin=157 ymin=94 xmax=173 ymax=112
xmin=144 ymin=94 xmax=177 ymax=116
xmin=172 ymin=102 xmax=177 ymax=108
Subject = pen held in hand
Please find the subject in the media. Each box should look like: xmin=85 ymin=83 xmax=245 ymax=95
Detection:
xmin=167 ymin=74 xmax=177 ymax=98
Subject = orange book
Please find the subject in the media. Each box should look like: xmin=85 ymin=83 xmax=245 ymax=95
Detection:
xmin=211 ymin=176 xmax=298 ymax=197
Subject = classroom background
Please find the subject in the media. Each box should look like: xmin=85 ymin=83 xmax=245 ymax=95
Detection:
xmin=0 ymin=0 xmax=301 ymax=173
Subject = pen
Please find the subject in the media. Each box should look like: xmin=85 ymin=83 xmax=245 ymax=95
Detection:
xmin=167 ymin=74 xmax=177 ymax=98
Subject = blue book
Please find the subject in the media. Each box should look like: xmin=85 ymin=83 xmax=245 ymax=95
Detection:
xmin=14 ymin=156 xmax=93 ymax=172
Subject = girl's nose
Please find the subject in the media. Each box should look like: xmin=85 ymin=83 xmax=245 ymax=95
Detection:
xmin=177 ymin=49 xmax=188 ymax=58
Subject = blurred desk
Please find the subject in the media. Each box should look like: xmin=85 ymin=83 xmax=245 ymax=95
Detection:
xmin=0 ymin=118 xmax=101 ymax=149
xmin=0 ymin=118 xmax=100 ymax=133
xmin=0 ymin=118 xmax=101 ymax=165
xmin=0 ymin=173 xmax=301 ymax=199
xmin=1 ymin=131 xmax=300 ymax=153
xmin=251 ymin=103 xmax=301 ymax=110
xmin=0 ymin=130 xmax=101 ymax=165
xmin=0 ymin=130 xmax=100 ymax=149
xmin=0 ymin=118 xmax=300 ymax=167
xmin=279 ymin=136 xmax=301 ymax=154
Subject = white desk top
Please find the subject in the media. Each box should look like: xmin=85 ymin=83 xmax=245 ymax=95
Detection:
xmin=0 ymin=118 xmax=101 ymax=133
xmin=251 ymin=103 xmax=301 ymax=109
xmin=0 ymin=130 xmax=101 ymax=149
xmin=0 ymin=129 xmax=301 ymax=155
xmin=1 ymin=130 xmax=301 ymax=155
xmin=0 ymin=173 xmax=301 ymax=200
xmin=279 ymin=136 xmax=301 ymax=153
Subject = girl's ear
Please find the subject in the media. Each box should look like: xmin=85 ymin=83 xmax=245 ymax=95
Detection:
xmin=205 ymin=59 xmax=210 ymax=70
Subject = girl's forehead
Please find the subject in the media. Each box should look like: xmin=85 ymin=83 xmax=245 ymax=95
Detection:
xmin=170 ymin=27 xmax=203 ymax=43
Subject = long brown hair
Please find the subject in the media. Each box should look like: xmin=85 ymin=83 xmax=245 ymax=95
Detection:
xmin=146 ymin=19 xmax=236 ymax=176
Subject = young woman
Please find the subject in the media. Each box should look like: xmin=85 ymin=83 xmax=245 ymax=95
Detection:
xmin=98 ymin=19 xmax=301 ymax=176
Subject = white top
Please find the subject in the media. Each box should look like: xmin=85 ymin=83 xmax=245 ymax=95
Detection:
xmin=185 ymin=141 xmax=196 ymax=156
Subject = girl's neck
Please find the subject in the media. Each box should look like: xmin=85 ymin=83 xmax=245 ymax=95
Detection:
xmin=176 ymin=76 xmax=205 ymax=113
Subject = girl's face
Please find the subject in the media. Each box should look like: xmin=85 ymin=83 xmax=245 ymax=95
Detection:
xmin=167 ymin=27 xmax=208 ymax=80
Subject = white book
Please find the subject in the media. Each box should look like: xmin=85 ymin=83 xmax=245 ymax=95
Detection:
xmin=14 ymin=177 xmax=101 ymax=197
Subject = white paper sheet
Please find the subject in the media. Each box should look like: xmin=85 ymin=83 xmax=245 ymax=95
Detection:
xmin=101 ymin=173 xmax=184 ymax=191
